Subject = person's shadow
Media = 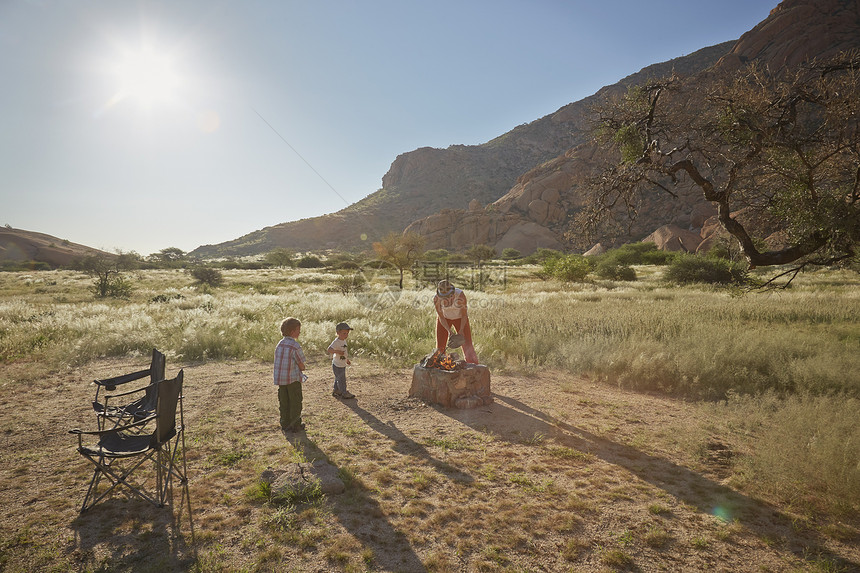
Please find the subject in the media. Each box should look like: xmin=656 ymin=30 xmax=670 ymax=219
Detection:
xmin=289 ymin=403 xmax=449 ymax=573
xmin=441 ymin=393 xmax=858 ymax=571
xmin=343 ymin=399 xmax=474 ymax=485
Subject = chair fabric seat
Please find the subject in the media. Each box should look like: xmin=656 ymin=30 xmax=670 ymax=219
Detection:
xmin=81 ymin=432 xmax=153 ymax=458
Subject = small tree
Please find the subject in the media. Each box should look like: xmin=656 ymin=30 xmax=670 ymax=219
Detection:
xmin=265 ymin=248 xmax=295 ymax=268
xmin=296 ymin=255 xmax=325 ymax=268
xmin=466 ymin=244 xmax=496 ymax=264
xmin=149 ymin=247 xmax=187 ymax=268
xmin=77 ymin=254 xmax=134 ymax=298
xmin=501 ymin=248 xmax=522 ymax=260
xmin=190 ymin=266 xmax=224 ymax=287
xmin=372 ymin=231 xmax=425 ymax=289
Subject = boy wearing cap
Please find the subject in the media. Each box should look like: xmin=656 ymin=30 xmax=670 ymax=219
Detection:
xmin=327 ymin=322 xmax=355 ymax=399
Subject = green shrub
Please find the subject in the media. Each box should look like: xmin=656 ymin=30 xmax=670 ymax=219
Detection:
xmin=296 ymin=255 xmax=324 ymax=268
xmin=265 ymin=248 xmax=295 ymax=268
xmin=331 ymin=260 xmax=361 ymax=270
xmin=664 ymin=254 xmax=746 ymax=285
xmin=595 ymin=260 xmax=637 ymax=281
xmin=91 ymin=274 xmax=133 ymax=298
xmin=525 ymin=248 xmax=562 ymax=264
xmin=191 ymin=267 xmax=224 ymax=286
xmin=149 ymin=293 xmax=184 ymax=303
xmin=501 ymin=248 xmax=521 ymax=260
xmin=423 ymin=249 xmax=450 ymax=261
xmin=598 ymin=242 xmax=676 ymax=266
xmin=542 ymin=255 xmax=590 ymax=282
xmin=333 ymin=273 xmax=367 ymax=295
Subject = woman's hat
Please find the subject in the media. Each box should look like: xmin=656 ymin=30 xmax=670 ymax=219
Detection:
xmin=436 ymin=280 xmax=455 ymax=297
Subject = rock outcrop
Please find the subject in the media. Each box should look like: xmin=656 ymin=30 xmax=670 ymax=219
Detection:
xmin=407 ymin=0 xmax=860 ymax=256
xmin=716 ymin=0 xmax=860 ymax=71
xmin=192 ymin=41 xmax=736 ymax=257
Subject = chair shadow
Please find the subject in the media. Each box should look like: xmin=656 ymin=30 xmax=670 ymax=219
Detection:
xmin=441 ymin=393 xmax=858 ymax=571
xmin=69 ymin=498 xmax=195 ymax=570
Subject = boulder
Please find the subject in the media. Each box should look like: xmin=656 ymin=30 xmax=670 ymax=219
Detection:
xmin=261 ymin=460 xmax=345 ymax=496
xmin=689 ymin=202 xmax=717 ymax=230
xmin=644 ymin=225 xmax=704 ymax=252
xmin=583 ymin=243 xmax=607 ymax=257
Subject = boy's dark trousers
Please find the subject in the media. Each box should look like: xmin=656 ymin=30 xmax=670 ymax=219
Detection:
xmin=278 ymin=381 xmax=303 ymax=429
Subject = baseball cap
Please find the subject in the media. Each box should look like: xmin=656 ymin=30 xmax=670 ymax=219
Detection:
xmin=336 ymin=322 xmax=353 ymax=331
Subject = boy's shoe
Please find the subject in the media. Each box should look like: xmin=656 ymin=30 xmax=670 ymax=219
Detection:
xmin=340 ymin=391 xmax=355 ymax=399
xmin=332 ymin=389 xmax=343 ymax=397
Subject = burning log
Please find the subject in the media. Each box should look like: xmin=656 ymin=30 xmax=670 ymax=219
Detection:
xmin=419 ymin=349 xmax=460 ymax=371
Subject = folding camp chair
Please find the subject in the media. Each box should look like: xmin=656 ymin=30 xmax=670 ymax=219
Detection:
xmin=91 ymin=348 xmax=166 ymax=430
xmin=70 ymin=370 xmax=188 ymax=513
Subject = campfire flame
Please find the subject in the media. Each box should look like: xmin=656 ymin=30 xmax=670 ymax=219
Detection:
xmin=421 ymin=349 xmax=458 ymax=371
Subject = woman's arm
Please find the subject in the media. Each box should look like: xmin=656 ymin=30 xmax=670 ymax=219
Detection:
xmin=456 ymin=292 xmax=469 ymax=320
xmin=434 ymin=295 xmax=451 ymax=331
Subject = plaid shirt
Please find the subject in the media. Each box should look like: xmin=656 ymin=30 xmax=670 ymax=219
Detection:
xmin=273 ymin=337 xmax=305 ymax=386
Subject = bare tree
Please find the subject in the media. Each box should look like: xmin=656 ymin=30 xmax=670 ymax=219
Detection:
xmin=372 ymin=231 xmax=425 ymax=289
xmin=584 ymin=53 xmax=860 ymax=282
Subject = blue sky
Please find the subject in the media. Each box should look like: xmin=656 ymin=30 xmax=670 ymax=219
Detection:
xmin=1 ymin=0 xmax=777 ymax=256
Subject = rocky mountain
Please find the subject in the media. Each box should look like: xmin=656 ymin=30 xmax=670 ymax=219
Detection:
xmin=190 ymin=40 xmax=735 ymax=257
xmin=191 ymin=0 xmax=859 ymax=259
xmin=0 ymin=227 xmax=114 ymax=268
xmin=406 ymin=0 xmax=860 ymax=255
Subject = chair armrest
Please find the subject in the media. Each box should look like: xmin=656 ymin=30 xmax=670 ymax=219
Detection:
xmin=93 ymin=368 xmax=151 ymax=391
xmin=70 ymin=415 xmax=156 ymax=436
xmin=104 ymin=380 xmax=161 ymax=400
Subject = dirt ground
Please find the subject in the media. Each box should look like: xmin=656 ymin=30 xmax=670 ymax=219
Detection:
xmin=1 ymin=356 xmax=858 ymax=572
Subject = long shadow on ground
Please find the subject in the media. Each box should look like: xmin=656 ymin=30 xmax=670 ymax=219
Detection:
xmin=290 ymin=400 xmax=444 ymax=573
xmin=443 ymin=393 xmax=858 ymax=572
xmin=70 ymin=498 xmax=195 ymax=571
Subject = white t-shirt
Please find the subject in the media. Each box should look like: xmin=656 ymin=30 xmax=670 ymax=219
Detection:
xmin=329 ymin=337 xmax=349 ymax=367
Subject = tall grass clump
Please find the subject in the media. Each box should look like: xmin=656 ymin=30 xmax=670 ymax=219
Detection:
xmin=1 ymin=268 xmax=857 ymax=401
xmin=474 ymin=285 xmax=860 ymax=399
xmin=713 ymin=392 xmax=860 ymax=515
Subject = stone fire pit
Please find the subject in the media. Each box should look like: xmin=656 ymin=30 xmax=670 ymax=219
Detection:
xmin=409 ymin=352 xmax=492 ymax=409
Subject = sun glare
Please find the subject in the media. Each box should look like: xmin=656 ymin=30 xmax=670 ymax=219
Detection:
xmin=109 ymin=46 xmax=182 ymax=110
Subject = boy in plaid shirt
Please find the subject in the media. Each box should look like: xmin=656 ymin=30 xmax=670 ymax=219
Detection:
xmin=273 ymin=317 xmax=306 ymax=432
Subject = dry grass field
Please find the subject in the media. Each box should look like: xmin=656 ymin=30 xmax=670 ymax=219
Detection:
xmin=2 ymin=357 xmax=858 ymax=572
xmin=0 ymin=266 xmax=858 ymax=572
